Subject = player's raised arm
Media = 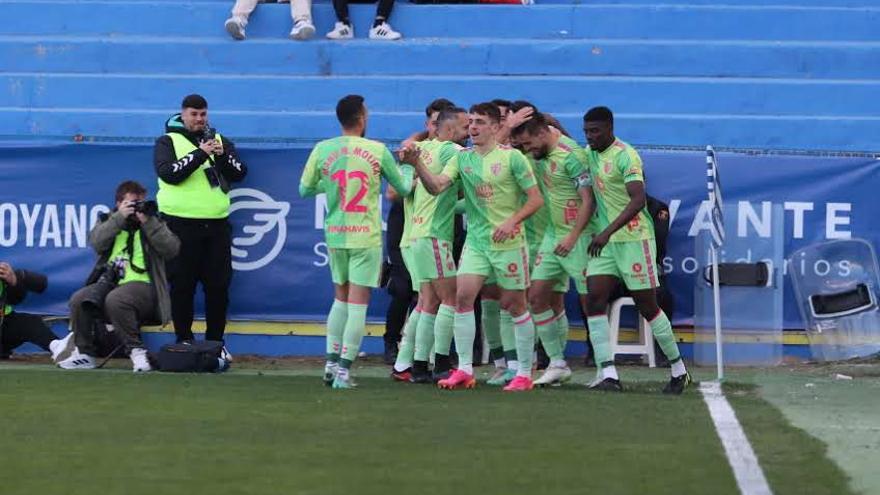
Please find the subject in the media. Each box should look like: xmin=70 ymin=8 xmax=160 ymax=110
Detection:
xmin=401 ymin=145 xmax=453 ymax=195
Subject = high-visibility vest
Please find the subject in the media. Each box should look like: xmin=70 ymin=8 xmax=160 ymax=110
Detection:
xmin=157 ymin=132 xmax=230 ymax=219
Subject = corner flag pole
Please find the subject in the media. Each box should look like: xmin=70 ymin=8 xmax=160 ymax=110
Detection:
xmin=706 ymin=146 xmax=725 ymax=381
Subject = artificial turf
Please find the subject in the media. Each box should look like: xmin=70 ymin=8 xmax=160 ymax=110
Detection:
xmin=0 ymin=365 xmax=854 ymax=495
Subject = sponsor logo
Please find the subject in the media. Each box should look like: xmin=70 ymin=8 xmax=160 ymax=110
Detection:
xmin=632 ymin=263 xmax=643 ymax=274
xmin=229 ymin=188 xmax=291 ymax=271
xmin=507 ymin=263 xmax=518 ymax=273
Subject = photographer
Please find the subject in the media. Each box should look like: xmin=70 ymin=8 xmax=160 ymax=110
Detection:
xmin=0 ymin=262 xmax=64 ymax=359
xmin=153 ymin=94 xmax=247 ymax=355
xmin=59 ymin=181 xmax=180 ymax=371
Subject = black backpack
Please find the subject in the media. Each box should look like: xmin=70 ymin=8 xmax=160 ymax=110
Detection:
xmin=157 ymin=341 xmax=228 ymax=372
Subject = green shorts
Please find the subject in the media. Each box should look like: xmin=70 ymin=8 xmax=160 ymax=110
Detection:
xmin=532 ymin=233 xmax=590 ymax=294
xmin=329 ymin=246 xmax=383 ymax=288
xmin=587 ymin=239 xmax=659 ymax=291
xmin=410 ymin=236 xmax=457 ymax=283
xmin=400 ymin=243 xmax=421 ymax=287
xmin=459 ymin=243 xmax=530 ymax=291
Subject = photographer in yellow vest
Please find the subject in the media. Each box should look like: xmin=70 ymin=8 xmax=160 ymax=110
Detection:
xmin=153 ymin=94 xmax=248 ymax=358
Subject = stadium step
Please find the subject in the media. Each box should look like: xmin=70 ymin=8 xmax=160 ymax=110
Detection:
xmin=4 ymin=2 xmax=879 ymax=41
xmin=3 ymin=72 xmax=880 ymax=117
xmin=4 ymin=35 xmax=880 ymax=79
xmin=2 ymin=107 xmax=878 ymax=152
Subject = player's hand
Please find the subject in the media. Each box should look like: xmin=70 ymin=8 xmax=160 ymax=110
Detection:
xmin=492 ymin=219 xmax=519 ymax=243
xmin=400 ymin=146 xmax=421 ymax=166
xmin=588 ymin=231 xmax=611 ymax=257
xmin=118 ymin=201 xmax=137 ymax=218
xmin=506 ymin=106 xmax=535 ymax=129
xmin=0 ymin=262 xmax=17 ymax=286
xmin=554 ymin=234 xmax=577 ymax=258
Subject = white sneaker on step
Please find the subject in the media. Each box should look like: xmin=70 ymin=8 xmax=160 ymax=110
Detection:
xmin=57 ymin=347 xmax=96 ymax=370
xmin=326 ymin=22 xmax=353 ymax=40
xmin=224 ymin=16 xmax=247 ymax=40
xmin=130 ymin=348 xmax=152 ymax=373
xmin=369 ymin=22 xmax=401 ymax=41
xmin=290 ymin=19 xmax=315 ymax=40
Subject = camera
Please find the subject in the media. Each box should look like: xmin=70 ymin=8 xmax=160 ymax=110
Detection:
xmin=201 ymin=126 xmax=217 ymax=142
xmin=131 ymin=199 xmax=158 ymax=217
xmin=81 ymin=258 xmax=126 ymax=317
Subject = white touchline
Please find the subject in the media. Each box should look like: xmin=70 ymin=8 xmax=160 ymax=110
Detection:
xmin=700 ymin=381 xmax=773 ymax=495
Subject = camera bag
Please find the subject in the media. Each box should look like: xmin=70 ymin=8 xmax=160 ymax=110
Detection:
xmin=157 ymin=340 xmax=226 ymax=372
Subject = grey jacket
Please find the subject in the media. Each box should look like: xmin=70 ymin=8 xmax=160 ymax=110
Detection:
xmin=86 ymin=211 xmax=180 ymax=325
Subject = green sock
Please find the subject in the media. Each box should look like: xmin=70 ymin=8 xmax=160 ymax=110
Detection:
xmin=481 ymin=299 xmax=502 ymax=360
xmin=341 ymin=302 xmax=367 ymax=364
xmin=453 ymin=310 xmax=476 ymax=374
xmin=325 ymin=299 xmax=347 ymax=362
xmin=434 ymin=304 xmax=455 ymax=356
xmin=535 ymin=309 xmax=563 ymax=361
xmin=393 ymin=309 xmax=420 ymax=371
xmin=587 ymin=315 xmax=614 ymax=368
xmin=648 ymin=310 xmax=681 ymax=362
xmin=513 ymin=312 xmax=536 ymax=378
xmin=414 ymin=311 xmax=436 ymax=362
xmin=556 ymin=311 xmax=569 ymax=360
xmin=500 ymin=310 xmax=517 ymax=366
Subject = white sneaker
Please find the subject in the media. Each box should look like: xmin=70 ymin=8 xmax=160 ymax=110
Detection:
xmin=290 ymin=19 xmax=315 ymax=40
xmin=369 ymin=22 xmax=401 ymax=41
xmin=49 ymin=332 xmax=73 ymax=361
xmin=130 ymin=348 xmax=152 ymax=373
xmin=224 ymin=16 xmax=247 ymax=40
xmin=57 ymin=347 xmax=96 ymax=370
xmin=533 ymin=364 xmax=573 ymax=386
xmin=221 ymin=346 xmax=233 ymax=363
xmin=326 ymin=22 xmax=353 ymax=40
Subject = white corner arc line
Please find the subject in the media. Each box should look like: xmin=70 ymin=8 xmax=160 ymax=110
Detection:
xmin=700 ymin=381 xmax=773 ymax=495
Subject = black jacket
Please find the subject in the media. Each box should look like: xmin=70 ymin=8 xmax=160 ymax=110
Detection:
xmin=2 ymin=269 xmax=48 ymax=307
xmin=153 ymin=114 xmax=248 ymax=187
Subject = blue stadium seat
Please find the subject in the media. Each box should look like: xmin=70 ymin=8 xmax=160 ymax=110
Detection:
xmin=1 ymin=0 xmax=878 ymax=150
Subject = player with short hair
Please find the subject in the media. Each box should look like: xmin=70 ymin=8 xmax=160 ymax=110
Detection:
xmin=390 ymin=98 xmax=458 ymax=381
xmin=299 ymin=94 xmax=416 ymax=389
xmin=405 ymin=102 xmax=544 ymax=392
xmin=582 ymin=106 xmax=690 ymax=394
xmin=511 ymin=113 xmax=595 ymax=386
xmin=404 ymin=107 xmax=470 ymax=383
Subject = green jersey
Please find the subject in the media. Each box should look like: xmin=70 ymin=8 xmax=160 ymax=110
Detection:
xmin=400 ymin=187 xmax=415 ymax=248
xmin=534 ymin=136 xmax=592 ymax=241
xmin=524 ymin=154 xmax=550 ymax=250
xmin=300 ymin=136 xmax=414 ymax=249
xmin=409 ymin=139 xmax=462 ymax=243
xmin=587 ymin=138 xmax=654 ymax=243
xmin=441 ymin=145 xmax=537 ymax=251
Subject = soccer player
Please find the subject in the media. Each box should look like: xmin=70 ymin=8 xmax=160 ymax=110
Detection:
xmin=582 ymin=106 xmax=690 ymax=394
xmin=299 ymin=94 xmax=416 ymax=389
xmin=406 ymin=103 xmax=544 ymax=392
xmin=390 ymin=98 xmax=457 ymax=381
xmin=511 ymin=113 xmax=595 ymax=386
xmin=404 ymin=107 xmax=470 ymax=383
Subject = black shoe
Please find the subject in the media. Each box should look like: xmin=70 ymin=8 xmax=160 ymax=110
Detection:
xmin=409 ymin=361 xmax=432 ymax=384
xmin=589 ymin=377 xmax=623 ymax=392
xmin=663 ymin=373 xmax=691 ymax=395
xmin=383 ymin=342 xmax=397 ymax=366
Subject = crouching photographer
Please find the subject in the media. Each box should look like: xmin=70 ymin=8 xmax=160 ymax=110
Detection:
xmin=0 ymin=262 xmax=65 ymax=359
xmin=57 ymin=181 xmax=180 ymax=372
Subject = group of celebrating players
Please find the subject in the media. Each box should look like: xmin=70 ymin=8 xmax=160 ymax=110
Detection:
xmin=299 ymin=95 xmax=691 ymax=394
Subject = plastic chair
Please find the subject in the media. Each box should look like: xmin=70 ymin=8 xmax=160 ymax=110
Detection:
xmin=608 ymin=297 xmax=656 ymax=367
